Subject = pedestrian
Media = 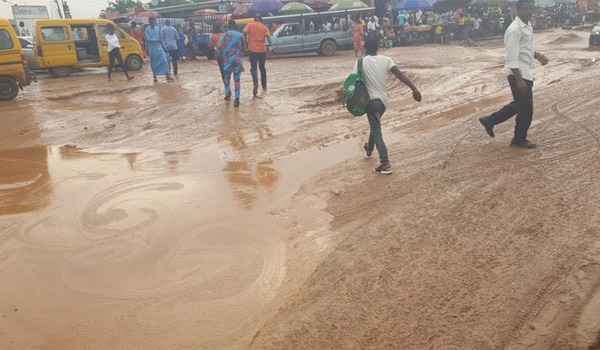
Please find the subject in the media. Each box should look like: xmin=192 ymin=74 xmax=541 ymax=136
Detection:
xmin=243 ymin=14 xmax=272 ymax=97
xmin=356 ymin=39 xmax=421 ymax=175
xmin=219 ymin=20 xmax=246 ymax=107
xmin=367 ymin=17 xmax=377 ymax=40
xmin=209 ymin=24 xmax=225 ymax=82
xmin=352 ymin=18 xmax=364 ymax=56
xmin=161 ymin=19 xmax=180 ymax=76
xmin=144 ymin=17 xmax=173 ymax=83
xmin=188 ymin=21 xmax=198 ymax=59
xmin=18 ymin=21 xmax=30 ymax=36
xmin=130 ymin=21 xmax=146 ymax=58
xmin=175 ymin=24 xmax=186 ymax=59
xmin=479 ymin=0 xmax=548 ymax=148
xmin=105 ymin=25 xmax=134 ymax=82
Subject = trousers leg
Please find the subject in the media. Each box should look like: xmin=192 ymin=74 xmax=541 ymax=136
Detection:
xmin=233 ymin=69 xmax=241 ymax=100
xmin=366 ymin=99 xmax=389 ymax=165
xmin=108 ymin=50 xmax=116 ymax=78
xmin=224 ymin=71 xmax=232 ymax=96
xmin=258 ymin=53 xmax=267 ymax=89
xmin=168 ymin=49 xmax=179 ymax=75
xmin=514 ymin=79 xmax=534 ymax=140
xmin=113 ymin=49 xmax=128 ymax=76
xmin=249 ymin=52 xmax=259 ymax=87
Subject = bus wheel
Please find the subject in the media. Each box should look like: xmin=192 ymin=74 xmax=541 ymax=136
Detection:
xmin=49 ymin=67 xmax=72 ymax=77
xmin=126 ymin=55 xmax=143 ymax=71
xmin=319 ymin=40 xmax=337 ymax=56
xmin=0 ymin=77 xmax=19 ymax=100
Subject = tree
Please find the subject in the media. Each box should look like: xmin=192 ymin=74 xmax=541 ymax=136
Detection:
xmin=148 ymin=0 xmax=189 ymax=8
xmin=106 ymin=0 xmax=139 ymax=13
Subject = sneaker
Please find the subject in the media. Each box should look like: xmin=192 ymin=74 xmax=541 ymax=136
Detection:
xmin=510 ymin=138 xmax=536 ymax=148
xmin=253 ymin=85 xmax=258 ymax=97
xmin=224 ymin=94 xmax=231 ymax=101
xmin=234 ymin=99 xmax=240 ymax=107
xmin=479 ymin=116 xmax=494 ymax=138
xmin=374 ymin=164 xmax=393 ymax=175
xmin=363 ymin=143 xmax=373 ymax=159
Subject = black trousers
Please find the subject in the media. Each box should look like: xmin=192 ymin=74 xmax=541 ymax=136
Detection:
xmin=167 ymin=49 xmax=179 ymax=75
xmin=487 ymin=75 xmax=534 ymax=140
xmin=108 ymin=48 xmax=128 ymax=78
xmin=249 ymin=51 xmax=267 ymax=89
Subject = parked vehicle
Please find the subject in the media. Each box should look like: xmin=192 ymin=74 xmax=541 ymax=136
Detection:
xmin=263 ymin=8 xmax=374 ymax=56
xmin=18 ymin=36 xmax=39 ymax=70
xmin=590 ymin=21 xmax=600 ymax=47
xmin=0 ymin=18 xmax=33 ymax=100
xmin=34 ymin=19 xmax=144 ymax=77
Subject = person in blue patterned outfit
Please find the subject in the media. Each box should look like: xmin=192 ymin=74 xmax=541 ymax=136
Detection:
xmin=218 ymin=20 xmax=246 ymax=107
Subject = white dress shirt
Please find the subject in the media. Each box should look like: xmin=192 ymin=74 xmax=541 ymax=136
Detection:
xmin=504 ymin=16 xmax=534 ymax=81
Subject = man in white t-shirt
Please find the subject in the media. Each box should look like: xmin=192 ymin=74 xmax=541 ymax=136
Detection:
xmin=105 ymin=25 xmax=134 ymax=82
xmin=354 ymin=39 xmax=421 ymax=175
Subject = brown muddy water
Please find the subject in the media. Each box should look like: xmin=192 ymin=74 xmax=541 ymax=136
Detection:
xmin=1 ymin=28 xmax=600 ymax=349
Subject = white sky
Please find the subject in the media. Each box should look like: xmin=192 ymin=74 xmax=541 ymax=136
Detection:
xmin=0 ymin=0 xmax=150 ymax=20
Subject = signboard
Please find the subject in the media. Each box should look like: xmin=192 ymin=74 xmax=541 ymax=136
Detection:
xmin=12 ymin=5 xmax=50 ymax=19
xmin=12 ymin=5 xmax=49 ymax=37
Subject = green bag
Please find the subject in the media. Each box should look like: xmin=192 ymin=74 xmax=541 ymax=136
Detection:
xmin=342 ymin=58 xmax=370 ymax=117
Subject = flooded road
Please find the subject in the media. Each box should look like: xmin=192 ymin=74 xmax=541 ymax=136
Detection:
xmin=1 ymin=28 xmax=600 ymax=349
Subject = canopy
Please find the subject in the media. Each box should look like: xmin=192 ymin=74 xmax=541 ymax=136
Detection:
xmin=433 ymin=0 xmax=470 ymax=12
xmin=250 ymin=0 xmax=284 ymax=14
xmin=137 ymin=11 xmax=161 ymax=18
xmin=232 ymin=3 xmax=253 ymax=18
xmin=395 ymin=0 xmax=433 ymax=10
xmin=328 ymin=0 xmax=369 ymax=11
xmin=277 ymin=1 xmax=316 ymax=14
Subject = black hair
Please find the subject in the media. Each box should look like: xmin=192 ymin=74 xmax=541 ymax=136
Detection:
xmin=516 ymin=0 xmax=535 ymax=10
xmin=364 ymin=38 xmax=378 ymax=53
xmin=228 ymin=19 xmax=237 ymax=30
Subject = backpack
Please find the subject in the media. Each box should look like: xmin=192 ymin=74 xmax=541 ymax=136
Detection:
xmin=342 ymin=58 xmax=370 ymax=117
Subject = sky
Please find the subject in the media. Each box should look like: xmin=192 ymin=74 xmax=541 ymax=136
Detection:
xmin=0 ymin=0 xmax=149 ymax=20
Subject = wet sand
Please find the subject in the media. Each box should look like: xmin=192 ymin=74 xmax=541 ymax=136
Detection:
xmin=1 ymin=28 xmax=600 ymax=349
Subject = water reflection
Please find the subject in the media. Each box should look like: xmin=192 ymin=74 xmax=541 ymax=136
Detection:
xmin=0 ymin=147 xmax=52 ymax=215
xmin=223 ymin=161 xmax=279 ymax=209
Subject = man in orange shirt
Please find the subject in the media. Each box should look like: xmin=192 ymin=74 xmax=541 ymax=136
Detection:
xmin=243 ymin=14 xmax=272 ymax=96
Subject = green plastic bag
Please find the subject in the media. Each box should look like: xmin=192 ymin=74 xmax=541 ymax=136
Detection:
xmin=342 ymin=58 xmax=370 ymax=117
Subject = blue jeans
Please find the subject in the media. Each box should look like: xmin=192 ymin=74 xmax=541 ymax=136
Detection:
xmin=366 ymin=99 xmax=389 ymax=164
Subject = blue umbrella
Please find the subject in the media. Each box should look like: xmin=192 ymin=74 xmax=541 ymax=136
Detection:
xmin=395 ymin=0 xmax=433 ymax=10
xmin=250 ymin=0 xmax=284 ymax=14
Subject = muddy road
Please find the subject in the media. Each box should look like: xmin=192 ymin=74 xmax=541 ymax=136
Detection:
xmin=1 ymin=28 xmax=599 ymax=349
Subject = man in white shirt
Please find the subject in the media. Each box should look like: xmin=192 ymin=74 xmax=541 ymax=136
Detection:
xmin=105 ymin=25 xmax=134 ymax=82
xmin=354 ymin=39 xmax=421 ymax=175
xmin=479 ymin=0 xmax=548 ymax=148
xmin=367 ymin=17 xmax=377 ymax=40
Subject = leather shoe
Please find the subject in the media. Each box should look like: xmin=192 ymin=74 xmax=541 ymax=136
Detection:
xmin=479 ymin=117 xmax=494 ymax=138
xmin=510 ymin=139 xmax=537 ymax=148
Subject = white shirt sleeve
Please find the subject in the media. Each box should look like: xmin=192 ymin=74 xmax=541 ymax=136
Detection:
xmin=505 ymin=27 xmax=521 ymax=70
xmin=386 ymin=56 xmax=396 ymax=72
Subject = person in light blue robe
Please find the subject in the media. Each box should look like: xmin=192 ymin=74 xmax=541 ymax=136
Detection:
xmin=144 ymin=17 xmax=172 ymax=82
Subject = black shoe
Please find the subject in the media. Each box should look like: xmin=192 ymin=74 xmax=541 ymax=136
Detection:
xmin=374 ymin=163 xmax=393 ymax=175
xmin=479 ymin=117 xmax=494 ymax=138
xmin=234 ymin=99 xmax=240 ymax=107
xmin=253 ymin=85 xmax=258 ymax=97
xmin=224 ymin=94 xmax=231 ymax=101
xmin=510 ymin=138 xmax=537 ymax=148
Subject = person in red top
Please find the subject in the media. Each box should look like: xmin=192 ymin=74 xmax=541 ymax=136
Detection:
xmin=209 ymin=24 xmax=225 ymax=82
xmin=243 ymin=14 xmax=272 ymax=96
xmin=130 ymin=21 xmax=146 ymax=58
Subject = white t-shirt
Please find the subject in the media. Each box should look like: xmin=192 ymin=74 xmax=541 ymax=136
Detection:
xmin=353 ymin=55 xmax=396 ymax=105
xmin=105 ymin=33 xmax=121 ymax=52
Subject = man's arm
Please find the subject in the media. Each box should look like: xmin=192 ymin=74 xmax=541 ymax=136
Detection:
xmin=391 ymin=66 xmax=421 ymax=102
xmin=505 ymin=28 xmax=527 ymax=96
